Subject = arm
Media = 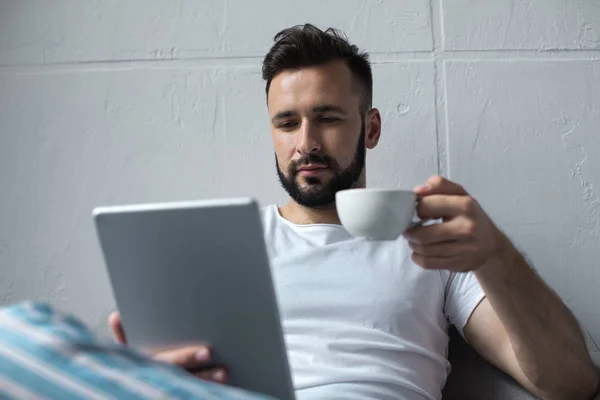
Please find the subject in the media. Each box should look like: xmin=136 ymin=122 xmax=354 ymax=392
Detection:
xmin=404 ymin=175 xmax=599 ymax=399
xmin=465 ymin=242 xmax=598 ymax=399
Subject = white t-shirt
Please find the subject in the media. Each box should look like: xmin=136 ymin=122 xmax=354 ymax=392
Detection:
xmin=261 ymin=204 xmax=486 ymax=400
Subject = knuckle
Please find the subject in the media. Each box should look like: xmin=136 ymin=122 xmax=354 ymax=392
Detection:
xmin=155 ymin=347 xmax=198 ymax=366
xmin=108 ymin=312 xmax=120 ymax=327
xmin=461 ymin=196 xmax=476 ymax=214
xmin=460 ymin=219 xmax=476 ymax=237
xmin=410 ymin=243 xmax=423 ymax=253
xmin=429 ymin=175 xmax=444 ymax=186
xmin=198 ymin=368 xmax=226 ymax=383
xmin=195 ymin=346 xmax=212 ymax=362
xmin=153 ymin=353 xmax=171 ymax=364
xmin=411 ymin=252 xmax=420 ymax=264
xmin=411 ymin=252 xmax=430 ymax=269
xmin=197 ymin=345 xmax=211 ymax=354
xmin=154 ymin=348 xmax=178 ymax=361
xmin=409 ymin=236 xmax=424 ymax=246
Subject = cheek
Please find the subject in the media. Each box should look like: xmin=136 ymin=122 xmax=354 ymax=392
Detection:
xmin=272 ymin=132 xmax=295 ymax=169
xmin=325 ymin=137 xmax=356 ymax=167
xmin=272 ymin=131 xmax=297 ymax=158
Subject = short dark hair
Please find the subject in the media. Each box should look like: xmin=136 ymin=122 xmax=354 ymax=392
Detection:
xmin=262 ymin=24 xmax=372 ymax=115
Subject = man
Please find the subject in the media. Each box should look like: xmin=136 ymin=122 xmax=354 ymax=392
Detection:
xmin=111 ymin=24 xmax=598 ymax=399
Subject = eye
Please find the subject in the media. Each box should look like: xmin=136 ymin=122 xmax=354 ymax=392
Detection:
xmin=278 ymin=121 xmax=298 ymax=130
xmin=320 ymin=116 xmax=340 ymax=123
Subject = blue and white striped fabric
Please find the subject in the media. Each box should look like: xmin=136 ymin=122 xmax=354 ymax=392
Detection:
xmin=0 ymin=302 xmax=274 ymax=400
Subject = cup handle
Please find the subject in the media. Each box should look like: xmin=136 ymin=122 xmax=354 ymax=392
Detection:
xmin=407 ymin=197 xmax=425 ymax=230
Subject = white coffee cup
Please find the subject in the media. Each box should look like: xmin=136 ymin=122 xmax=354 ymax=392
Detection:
xmin=335 ymin=188 xmax=420 ymax=241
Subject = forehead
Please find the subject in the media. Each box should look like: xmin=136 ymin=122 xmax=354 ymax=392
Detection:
xmin=267 ymin=61 xmax=361 ymax=114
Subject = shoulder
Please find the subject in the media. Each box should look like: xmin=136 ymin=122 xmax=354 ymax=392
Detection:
xmin=259 ymin=204 xmax=281 ymax=240
xmin=259 ymin=204 xmax=277 ymax=225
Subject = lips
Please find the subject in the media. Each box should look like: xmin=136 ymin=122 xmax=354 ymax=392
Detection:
xmin=298 ymin=165 xmax=328 ymax=172
xmin=297 ymin=164 xmax=329 ymax=177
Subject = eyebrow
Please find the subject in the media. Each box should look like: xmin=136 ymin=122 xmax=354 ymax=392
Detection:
xmin=312 ymin=104 xmax=348 ymax=115
xmin=271 ymin=110 xmax=297 ymax=123
xmin=271 ymin=104 xmax=348 ymax=123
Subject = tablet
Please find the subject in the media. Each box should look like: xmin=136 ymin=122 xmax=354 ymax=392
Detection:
xmin=92 ymin=198 xmax=295 ymax=400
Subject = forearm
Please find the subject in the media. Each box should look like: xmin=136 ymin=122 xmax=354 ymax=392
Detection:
xmin=475 ymin=235 xmax=598 ymax=399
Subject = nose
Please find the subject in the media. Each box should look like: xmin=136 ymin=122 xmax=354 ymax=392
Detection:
xmin=296 ymin=120 xmax=321 ymax=156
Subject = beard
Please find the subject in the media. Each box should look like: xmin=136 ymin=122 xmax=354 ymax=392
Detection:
xmin=275 ymin=123 xmax=366 ymax=209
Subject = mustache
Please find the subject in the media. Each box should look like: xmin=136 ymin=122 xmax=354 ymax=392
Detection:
xmin=289 ymin=154 xmax=336 ymax=172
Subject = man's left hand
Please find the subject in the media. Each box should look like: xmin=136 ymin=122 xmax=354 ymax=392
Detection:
xmin=404 ymin=175 xmax=510 ymax=272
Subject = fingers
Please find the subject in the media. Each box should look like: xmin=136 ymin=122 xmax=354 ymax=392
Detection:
xmin=417 ymin=195 xmax=479 ymax=220
xmin=406 ymin=220 xmax=484 ymax=271
xmin=415 ymin=175 xmax=469 ymax=196
xmin=154 ymin=345 xmax=214 ymax=370
xmin=107 ymin=313 xmax=228 ymax=384
xmin=108 ymin=311 xmax=127 ymax=344
xmin=411 ymin=252 xmax=462 ymax=270
xmin=194 ymin=367 xmax=228 ymax=384
xmin=156 ymin=346 xmax=229 ymax=384
xmin=408 ymin=240 xmax=475 ymax=259
xmin=405 ymin=217 xmax=475 ymax=245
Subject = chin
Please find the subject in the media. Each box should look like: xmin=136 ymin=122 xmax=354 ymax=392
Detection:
xmin=297 ymin=183 xmax=324 ymax=194
xmin=300 ymin=176 xmax=329 ymax=186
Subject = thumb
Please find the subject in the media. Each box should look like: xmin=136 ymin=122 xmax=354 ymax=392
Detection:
xmin=108 ymin=311 xmax=127 ymax=344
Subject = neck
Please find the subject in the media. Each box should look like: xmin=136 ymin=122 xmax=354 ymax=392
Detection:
xmin=279 ymin=172 xmax=367 ymax=225
xmin=279 ymin=201 xmax=341 ymax=225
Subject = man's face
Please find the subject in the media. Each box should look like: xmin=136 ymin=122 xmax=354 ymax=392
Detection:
xmin=267 ymin=61 xmax=367 ymax=209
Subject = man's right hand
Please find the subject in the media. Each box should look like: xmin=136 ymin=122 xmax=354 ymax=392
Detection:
xmin=108 ymin=312 xmax=228 ymax=384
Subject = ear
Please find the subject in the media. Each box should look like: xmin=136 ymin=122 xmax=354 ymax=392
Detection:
xmin=364 ymin=108 xmax=382 ymax=149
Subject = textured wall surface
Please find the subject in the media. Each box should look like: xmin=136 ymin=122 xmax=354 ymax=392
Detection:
xmin=1 ymin=0 xmax=599 ymax=341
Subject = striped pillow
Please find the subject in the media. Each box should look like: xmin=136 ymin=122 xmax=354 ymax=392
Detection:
xmin=0 ymin=301 xmax=274 ymax=400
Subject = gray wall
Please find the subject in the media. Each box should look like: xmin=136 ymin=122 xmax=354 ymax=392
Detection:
xmin=1 ymin=1 xmax=599 ymax=340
